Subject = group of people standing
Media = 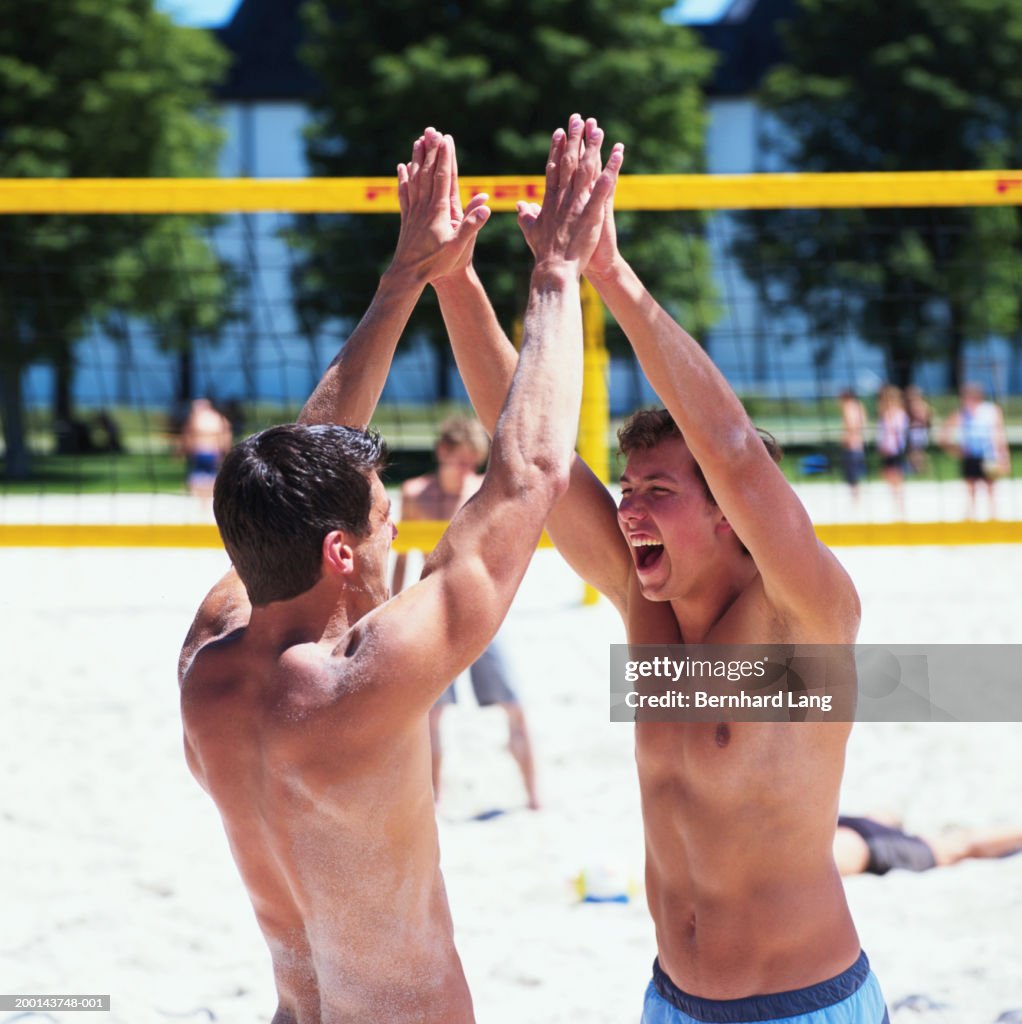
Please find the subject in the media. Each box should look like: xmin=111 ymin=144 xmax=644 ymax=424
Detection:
xmin=839 ymin=381 xmax=1011 ymax=518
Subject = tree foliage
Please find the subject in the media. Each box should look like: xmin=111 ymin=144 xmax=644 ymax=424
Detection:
xmin=296 ymin=0 xmax=717 ymax=392
xmin=733 ymin=0 xmax=1022 ymax=389
xmin=0 ymin=0 xmax=229 ymax=477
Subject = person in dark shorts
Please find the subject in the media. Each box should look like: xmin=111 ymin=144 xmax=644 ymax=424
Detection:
xmin=940 ymin=382 xmax=1011 ymax=519
xmin=835 ymin=815 xmax=1022 ymax=876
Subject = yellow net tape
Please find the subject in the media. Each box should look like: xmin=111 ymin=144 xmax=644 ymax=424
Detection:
xmin=3 ymin=170 xmax=1022 ymax=214
xmin=2 ymin=521 xmax=1020 ymax=549
xmin=4 ymin=171 xmax=1021 ymax=552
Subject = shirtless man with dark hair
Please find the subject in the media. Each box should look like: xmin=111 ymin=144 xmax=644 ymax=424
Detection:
xmin=437 ymin=142 xmax=887 ymax=1021
xmin=179 ymin=117 xmax=621 ymax=1024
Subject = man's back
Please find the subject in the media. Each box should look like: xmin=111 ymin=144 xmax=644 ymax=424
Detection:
xmin=181 ymin=601 xmax=472 ymax=1023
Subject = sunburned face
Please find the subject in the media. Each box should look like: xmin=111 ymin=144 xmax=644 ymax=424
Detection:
xmin=436 ymin=442 xmax=481 ymax=492
xmin=358 ymin=473 xmax=398 ymax=597
xmin=617 ymin=437 xmax=720 ymax=601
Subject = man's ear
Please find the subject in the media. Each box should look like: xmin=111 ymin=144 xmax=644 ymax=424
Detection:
xmin=322 ymin=530 xmax=356 ymax=577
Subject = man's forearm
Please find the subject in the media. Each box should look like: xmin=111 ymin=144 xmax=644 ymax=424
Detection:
xmin=434 ymin=267 xmax=518 ymax=436
xmin=587 ymin=257 xmax=752 ymax=459
xmin=298 ymin=267 xmax=423 ymax=428
xmin=488 ymin=266 xmax=583 ymax=490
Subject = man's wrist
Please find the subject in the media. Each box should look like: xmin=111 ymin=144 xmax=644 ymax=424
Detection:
xmin=531 ymin=260 xmax=580 ymax=290
xmin=583 ymin=253 xmax=627 ymax=288
xmin=432 ymin=263 xmax=478 ymax=297
xmin=380 ymin=260 xmax=428 ymax=294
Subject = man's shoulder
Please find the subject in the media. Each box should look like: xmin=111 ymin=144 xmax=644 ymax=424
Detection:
xmin=753 ymin=547 xmax=861 ymax=642
xmin=400 ymin=475 xmax=437 ymax=511
xmin=179 ymin=623 xmax=248 ymax=705
xmin=402 ymin=474 xmax=436 ymax=496
xmin=178 ymin=572 xmax=251 ymax=688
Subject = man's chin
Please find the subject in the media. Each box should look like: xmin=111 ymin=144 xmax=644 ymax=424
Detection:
xmin=637 ymin=574 xmax=673 ymax=602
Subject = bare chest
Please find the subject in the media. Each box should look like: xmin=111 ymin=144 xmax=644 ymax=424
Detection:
xmin=404 ymin=480 xmax=473 ymax=521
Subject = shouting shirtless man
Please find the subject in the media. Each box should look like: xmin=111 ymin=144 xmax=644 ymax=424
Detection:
xmin=178 ymin=118 xmax=621 ymax=1023
xmin=437 ymin=136 xmax=889 ymax=1021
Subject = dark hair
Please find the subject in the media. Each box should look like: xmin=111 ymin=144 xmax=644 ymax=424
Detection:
xmin=213 ymin=424 xmax=388 ymax=606
xmin=618 ymin=407 xmax=782 ymax=506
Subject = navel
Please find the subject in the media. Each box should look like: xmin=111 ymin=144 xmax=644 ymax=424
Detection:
xmin=714 ymin=723 xmax=731 ymax=748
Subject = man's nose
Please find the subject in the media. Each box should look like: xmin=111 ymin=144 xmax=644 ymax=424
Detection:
xmin=617 ymin=495 xmax=645 ymax=524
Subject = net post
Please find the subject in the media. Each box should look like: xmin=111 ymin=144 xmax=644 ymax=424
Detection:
xmin=579 ymin=277 xmax=609 ymax=606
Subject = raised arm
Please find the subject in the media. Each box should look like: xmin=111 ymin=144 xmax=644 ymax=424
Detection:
xmin=185 ymin=131 xmax=491 ymax=676
xmin=298 ymin=128 xmax=490 ymax=428
xmin=434 ymin=126 xmax=635 ymax=611
xmin=584 ymin=180 xmax=855 ymax=626
xmin=366 ymin=116 xmax=622 ymax=703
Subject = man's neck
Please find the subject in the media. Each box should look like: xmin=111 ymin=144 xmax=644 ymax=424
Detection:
xmin=669 ymin=558 xmax=759 ymax=644
xmin=248 ymin=577 xmax=380 ymax=652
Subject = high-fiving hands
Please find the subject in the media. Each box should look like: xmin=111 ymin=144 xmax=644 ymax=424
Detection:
xmin=516 ymin=114 xmax=624 ymax=277
xmin=391 ymin=127 xmax=491 ymax=285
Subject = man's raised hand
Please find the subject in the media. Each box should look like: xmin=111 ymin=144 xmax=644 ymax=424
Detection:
xmin=391 ymin=128 xmax=490 ymax=284
xmin=516 ymin=114 xmax=623 ymax=276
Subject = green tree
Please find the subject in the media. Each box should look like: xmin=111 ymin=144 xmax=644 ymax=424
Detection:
xmin=296 ymin=0 xmax=717 ymax=399
xmin=733 ymin=0 xmax=1022 ymax=391
xmin=0 ymin=0 xmax=229 ymax=479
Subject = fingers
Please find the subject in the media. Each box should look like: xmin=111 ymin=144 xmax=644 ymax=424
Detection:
xmin=406 ymin=135 xmax=425 ymax=206
xmin=557 ymin=113 xmax=584 ymax=198
xmin=463 ymin=192 xmax=489 ymax=218
xmin=460 ymin=201 xmax=491 ymax=235
xmin=543 ymin=127 xmax=566 ymax=200
xmin=591 ymin=142 xmax=624 ymax=208
xmin=432 ymin=134 xmax=453 ymax=209
xmin=397 ymin=162 xmax=410 ymax=218
xmin=516 ymin=200 xmax=542 ymax=232
xmin=574 ymin=118 xmax=604 ymax=200
xmin=420 ymin=127 xmax=441 ymax=180
xmin=449 ymin=138 xmax=463 ymax=217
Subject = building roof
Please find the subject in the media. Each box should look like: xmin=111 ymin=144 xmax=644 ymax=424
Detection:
xmin=213 ymin=0 xmax=793 ymax=103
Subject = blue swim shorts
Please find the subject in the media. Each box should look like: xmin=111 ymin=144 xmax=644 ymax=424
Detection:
xmin=641 ymin=951 xmax=888 ymax=1024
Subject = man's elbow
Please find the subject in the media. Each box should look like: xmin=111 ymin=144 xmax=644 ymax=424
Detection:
xmin=523 ymin=451 xmax=573 ymax=503
xmin=491 ymin=453 xmax=571 ymax=510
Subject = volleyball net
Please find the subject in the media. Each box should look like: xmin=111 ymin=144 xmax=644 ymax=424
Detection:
xmin=1 ymin=172 xmax=1021 ymax=548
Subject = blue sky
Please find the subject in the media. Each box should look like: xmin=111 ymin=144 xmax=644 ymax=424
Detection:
xmin=158 ymin=0 xmax=729 ymax=28
xmin=158 ymin=0 xmax=240 ymax=26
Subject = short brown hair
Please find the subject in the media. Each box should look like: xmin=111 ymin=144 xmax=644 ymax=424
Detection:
xmin=618 ymin=407 xmax=782 ymax=506
xmin=214 ymin=424 xmax=388 ymax=606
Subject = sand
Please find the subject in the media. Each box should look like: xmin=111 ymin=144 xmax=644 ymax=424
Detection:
xmin=2 ymin=526 xmax=1021 ymax=1023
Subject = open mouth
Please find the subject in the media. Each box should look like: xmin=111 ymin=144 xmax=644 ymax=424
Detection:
xmin=632 ymin=540 xmax=665 ymax=572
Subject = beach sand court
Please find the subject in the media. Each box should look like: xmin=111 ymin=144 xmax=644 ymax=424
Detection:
xmin=2 ymin=542 xmax=1020 ymax=1023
